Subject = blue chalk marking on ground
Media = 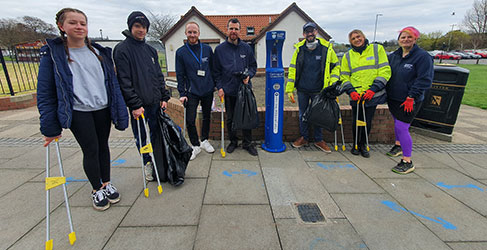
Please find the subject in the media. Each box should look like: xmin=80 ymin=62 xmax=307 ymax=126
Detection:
xmin=317 ymin=162 xmax=356 ymax=170
xmin=436 ymin=182 xmax=484 ymax=191
xmin=111 ymin=159 xmax=126 ymax=167
xmin=381 ymin=200 xmax=457 ymax=230
xmin=222 ymin=169 xmax=257 ymax=177
xmin=65 ymin=177 xmax=88 ymax=185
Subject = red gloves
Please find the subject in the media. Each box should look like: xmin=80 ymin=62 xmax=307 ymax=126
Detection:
xmin=350 ymin=92 xmax=361 ymax=101
xmin=362 ymin=90 xmax=375 ymax=101
xmin=401 ymin=97 xmax=414 ymax=112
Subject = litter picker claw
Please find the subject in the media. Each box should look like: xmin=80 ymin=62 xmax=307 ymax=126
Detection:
xmin=137 ymin=113 xmax=163 ymax=197
xmin=334 ymin=97 xmax=346 ymax=151
xmin=45 ymin=139 xmax=76 ymax=250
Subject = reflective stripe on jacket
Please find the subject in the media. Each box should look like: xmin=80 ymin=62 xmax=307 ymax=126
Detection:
xmin=285 ymin=37 xmax=340 ymax=93
xmin=340 ymin=43 xmax=391 ymax=100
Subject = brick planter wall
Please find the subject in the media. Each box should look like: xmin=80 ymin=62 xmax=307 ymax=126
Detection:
xmin=0 ymin=93 xmax=37 ymax=111
xmin=165 ymin=97 xmax=395 ymax=144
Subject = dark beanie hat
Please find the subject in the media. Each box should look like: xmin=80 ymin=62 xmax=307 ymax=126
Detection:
xmin=127 ymin=11 xmax=150 ymax=31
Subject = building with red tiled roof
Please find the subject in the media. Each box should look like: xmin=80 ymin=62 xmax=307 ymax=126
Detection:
xmin=161 ymin=3 xmax=332 ymax=76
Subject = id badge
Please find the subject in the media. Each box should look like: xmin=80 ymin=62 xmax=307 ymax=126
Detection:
xmin=197 ymin=70 xmax=205 ymax=77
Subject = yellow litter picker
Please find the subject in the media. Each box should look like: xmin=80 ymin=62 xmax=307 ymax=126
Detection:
xmin=45 ymin=139 xmax=76 ymax=250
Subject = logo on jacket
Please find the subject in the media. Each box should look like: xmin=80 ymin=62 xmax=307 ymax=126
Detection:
xmin=202 ymin=57 xmax=208 ymax=63
xmin=152 ymin=57 xmax=155 ymax=64
xmin=366 ymin=56 xmax=374 ymax=60
xmin=403 ymin=64 xmax=413 ymax=70
xmin=240 ymin=54 xmax=246 ymax=59
xmin=316 ymin=55 xmax=322 ymax=60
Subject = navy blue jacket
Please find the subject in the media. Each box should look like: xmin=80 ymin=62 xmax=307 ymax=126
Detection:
xmin=175 ymin=41 xmax=215 ymax=97
xmin=213 ymin=39 xmax=257 ymax=96
xmin=113 ymin=30 xmax=170 ymax=110
xmin=37 ymin=37 xmax=129 ymax=137
xmin=386 ymin=44 xmax=433 ymax=102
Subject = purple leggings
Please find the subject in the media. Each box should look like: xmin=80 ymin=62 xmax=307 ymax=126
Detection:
xmin=394 ymin=117 xmax=412 ymax=157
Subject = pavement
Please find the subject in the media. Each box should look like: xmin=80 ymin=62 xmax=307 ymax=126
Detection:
xmin=1 ymin=104 xmax=487 ymax=250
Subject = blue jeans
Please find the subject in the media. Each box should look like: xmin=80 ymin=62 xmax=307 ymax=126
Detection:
xmin=130 ymin=104 xmax=160 ymax=165
xmin=297 ymin=91 xmax=323 ymax=142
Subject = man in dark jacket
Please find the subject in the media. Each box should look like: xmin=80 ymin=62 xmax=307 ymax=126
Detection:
xmin=176 ymin=21 xmax=215 ymax=161
xmin=213 ymin=18 xmax=258 ymax=156
xmin=113 ymin=11 xmax=171 ymax=181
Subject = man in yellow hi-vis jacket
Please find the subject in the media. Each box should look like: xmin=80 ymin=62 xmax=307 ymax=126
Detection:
xmin=340 ymin=29 xmax=391 ymax=158
xmin=285 ymin=22 xmax=340 ymax=153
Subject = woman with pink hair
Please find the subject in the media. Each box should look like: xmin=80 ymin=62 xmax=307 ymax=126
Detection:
xmin=386 ymin=26 xmax=433 ymax=174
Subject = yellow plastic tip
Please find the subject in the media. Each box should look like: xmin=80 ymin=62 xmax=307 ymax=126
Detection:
xmin=144 ymin=188 xmax=149 ymax=197
xmin=45 ymin=239 xmax=53 ymax=250
xmin=141 ymin=113 xmax=145 ymax=119
xmin=367 ymin=146 xmax=370 ymax=151
xmin=221 ymin=149 xmax=226 ymax=158
xmin=158 ymin=185 xmax=163 ymax=194
xmin=55 ymin=138 xmax=59 ymax=142
xmin=355 ymin=145 xmax=358 ymax=150
xmin=342 ymin=145 xmax=346 ymax=151
xmin=68 ymin=232 xmax=76 ymax=245
xmin=334 ymin=145 xmax=338 ymax=151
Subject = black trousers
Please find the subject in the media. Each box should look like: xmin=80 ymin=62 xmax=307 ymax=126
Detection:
xmin=351 ymin=104 xmax=377 ymax=148
xmin=224 ymin=95 xmax=252 ymax=147
xmin=70 ymin=108 xmax=111 ymax=190
xmin=186 ymin=93 xmax=213 ymax=146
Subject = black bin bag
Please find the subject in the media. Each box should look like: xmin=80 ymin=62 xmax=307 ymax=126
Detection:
xmin=302 ymin=83 xmax=340 ymax=132
xmin=152 ymin=109 xmax=192 ymax=186
xmin=232 ymin=84 xmax=259 ymax=130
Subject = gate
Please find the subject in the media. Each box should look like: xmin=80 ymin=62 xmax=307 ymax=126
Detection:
xmin=0 ymin=41 xmax=43 ymax=96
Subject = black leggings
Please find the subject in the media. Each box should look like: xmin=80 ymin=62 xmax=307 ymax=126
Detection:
xmin=70 ymin=108 xmax=111 ymax=190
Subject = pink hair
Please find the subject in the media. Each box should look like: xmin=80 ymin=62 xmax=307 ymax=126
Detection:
xmin=399 ymin=26 xmax=420 ymax=39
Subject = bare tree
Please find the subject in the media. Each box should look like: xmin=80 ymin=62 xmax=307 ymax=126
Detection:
xmin=22 ymin=16 xmax=56 ymax=35
xmin=0 ymin=16 xmax=56 ymax=47
xmin=146 ymin=11 xmax=177 ymax=41
xmin=463 ymin=0 xmax=487 ymax=48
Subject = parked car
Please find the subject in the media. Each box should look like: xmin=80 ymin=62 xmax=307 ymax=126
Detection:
xmin=451 ymin=52 xmax=471 ymax=59
xmin=465 ymin=52 xmax=482 ymax=59
xmin=474 ymin=51 xmax=487 ymax=58
xmin=434 ymin=52 xmax=461 ymax=60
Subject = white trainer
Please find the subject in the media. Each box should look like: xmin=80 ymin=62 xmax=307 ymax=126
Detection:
xmin=200 ymin=140 xmax=215 ymax=153
xmin=190 ymin=146 xmax=201 ymax=161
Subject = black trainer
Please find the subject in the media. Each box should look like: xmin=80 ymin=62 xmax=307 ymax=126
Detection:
xmin=92 ymin=189 xmax=110 ymax=211
xmin=387 ymin=145 xmax=403 ymax=157
xmin=227 ymin=142 xmax=238 ymax=153
xmin=351 ymin=147 xmax=360 ymax=155
xmin=360 ymin=146 xmax=370 ymax=158
xmin=243 ymin=144 xmax=258 ymax=156
xmin=103 ymin=183 xmax=120 ymax=204
xmin=391 ymin=159 xmax=415 ymax=174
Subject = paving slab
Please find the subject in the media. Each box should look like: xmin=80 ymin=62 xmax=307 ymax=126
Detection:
xmin=307 ymin=161 xmax=383 ymax=194
xmin=0 ymin=168 xmax=42 ymax=197
xmin=416 ymin=168 xmax=487 ymax=216
xmin=120 ymin=179 xmax=205 ymax=226
xmin=104 ymin=226 xmax=196 ymax=250
xmin=447 ymin=242 xmax=487 ymax=250
xmin=194 ymin=205 xmax=280 ymax=250
xmin=276 ymin=218 xmax=367 ymax=250
xmin=0 ymin=145 xmax=40 ymax=161
xmin=345 ymin=151 xmax=417 ymax=179
xmin=108 ymin=126 xmax=133 ymax=138
xmin=262 ymin=166 xmax=343 ymax=220
xmin=1 ymin=146 xmax=79 ymax=170
xmin=376 ymin=178 xmax=487 ymax=241
xmin=411 ymin=151 xmax=453 ymax=169
xmin=0 ymin=107 xmax=39 ymax=120
xmin=448 ymin=153 xmax=487 ymax=179
xmin=112 ymin=146 xmax=140 ymax=168
xmin=0 ymin=124 xmax=40 ymax=137
xmin=331 ymin=193 xmax=450 ymax=250
xmin=68 ymin=167 xmax=143 ymax=207
xmin=9 ymin=206 xmax=129 ymax=250
xmin=31 ymin=150 xmax=85 ymax=182
xmin=204 ymin=160 xmax=267 ymax=204
xmin=211 ymin=142 xmax=259 ymax=161
xmin=259 ymin=149 xmax=309 ymax=170
xmin=0 ymin=182 xmax=84 ymax=250
xmin=186 ymin=149 xmax=212 ymax=178
xmin=299 ymin=149 xmax=350 ymax=162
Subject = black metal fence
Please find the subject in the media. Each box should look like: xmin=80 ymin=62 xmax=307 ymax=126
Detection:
xmin=1 ymin=43 xmax=42 ymax=96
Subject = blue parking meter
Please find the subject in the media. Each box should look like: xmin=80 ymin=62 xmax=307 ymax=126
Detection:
xmin=262 ymin=31 xmax=286 ymax=153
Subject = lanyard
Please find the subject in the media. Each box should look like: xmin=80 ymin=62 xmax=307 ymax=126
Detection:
xmin=186 ymin=42 xmax=203 ymax=66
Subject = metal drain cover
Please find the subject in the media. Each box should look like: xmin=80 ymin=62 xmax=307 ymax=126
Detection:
xmin=296 ymin=203 xmax=325 ymax=223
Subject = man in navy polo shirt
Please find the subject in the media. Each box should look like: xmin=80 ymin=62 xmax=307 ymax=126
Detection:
xmin=176 ymin=22 xmax=216 ymax=160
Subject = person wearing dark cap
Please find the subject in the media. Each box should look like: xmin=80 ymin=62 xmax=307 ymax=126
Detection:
xmin=113 ymin=11 xmax=171 ymax=182
xmin=285 ymin=22 xmax=340 ymax=153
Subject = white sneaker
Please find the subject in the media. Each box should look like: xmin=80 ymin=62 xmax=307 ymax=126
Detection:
xmin=200 ymin=140 xmax=215 ymax=153
xmin=190 ymin=146 xmax=201 ymax=161
xmin=144 ymin=162 xmax=154 ymax=181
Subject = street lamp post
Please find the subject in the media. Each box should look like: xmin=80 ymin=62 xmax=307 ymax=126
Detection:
xmin=447 ymin=24 xmax=456 ymax=51
xmin=99 ymin=29 xmax=103 ymax=40
xmin=373 ymin=13 xmax=383 ymax=43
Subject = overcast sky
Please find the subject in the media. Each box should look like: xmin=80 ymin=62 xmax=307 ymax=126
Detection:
xmin=2 ymin=0 xmax=475 ymax=44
